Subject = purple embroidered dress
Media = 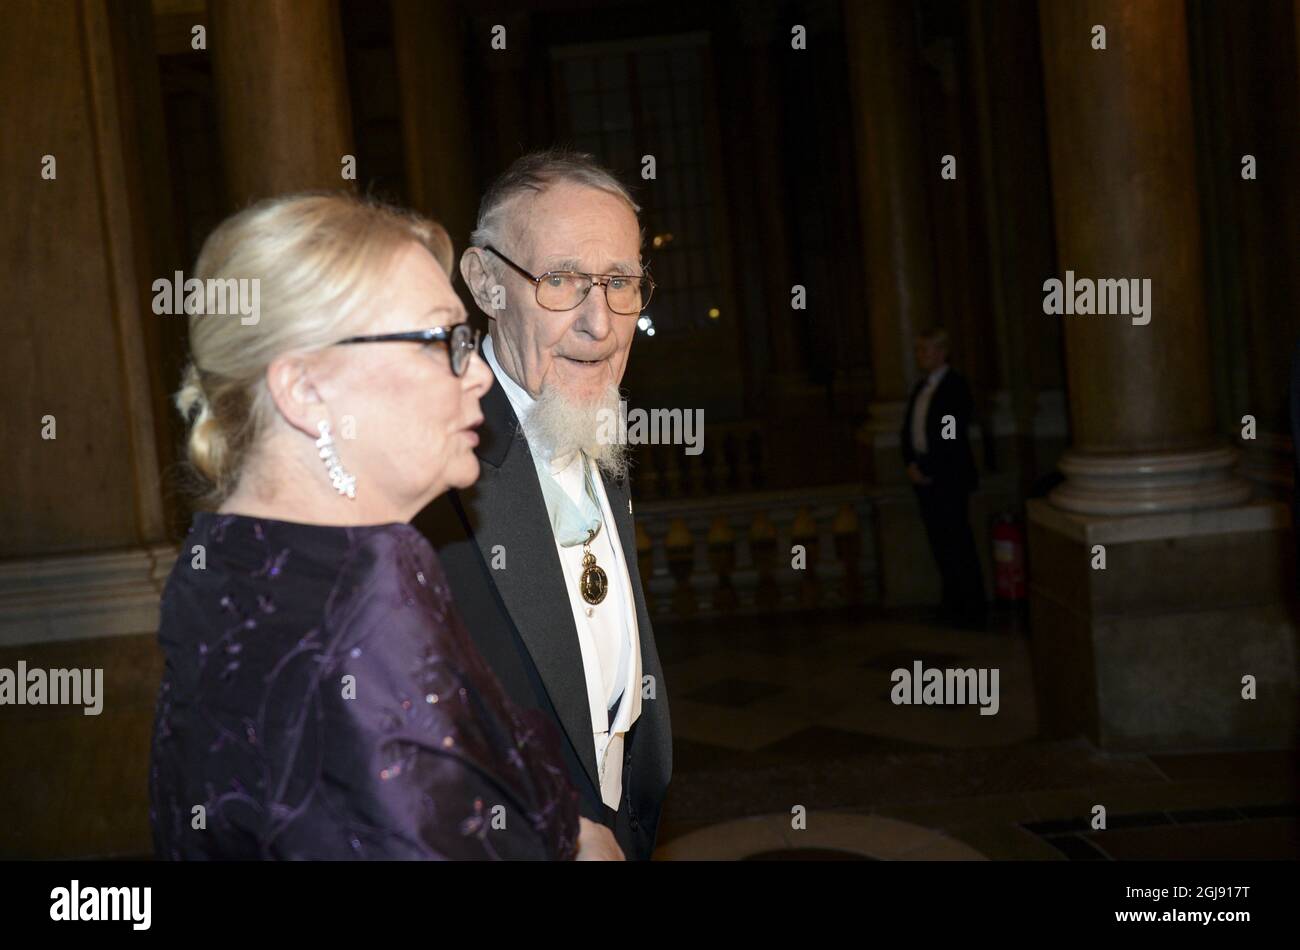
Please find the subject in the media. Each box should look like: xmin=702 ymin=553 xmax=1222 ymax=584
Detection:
xmin=149 ymin=512 xmax=579 ymax=860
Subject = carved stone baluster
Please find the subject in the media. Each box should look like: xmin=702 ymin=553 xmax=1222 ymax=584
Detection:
xmin=665 ymin=517 xmax=696 ymax=617
xmin=832 ymin=503 xmax=863 ymax=605
xmin=791 ymin=507 xmax=821 ymax=607
xmin=707 ymin=515 xmax=737 ymax=613
xmin=734 ymin=505 xmax=756 ymax=611
xmin=749 ymin=511 xmax=779 ymax=613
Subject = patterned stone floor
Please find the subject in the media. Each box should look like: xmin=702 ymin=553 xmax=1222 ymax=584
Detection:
xmin=651 ymin=604 xmax=1300 ymax=860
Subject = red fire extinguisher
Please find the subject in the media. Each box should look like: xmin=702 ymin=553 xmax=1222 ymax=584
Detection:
xmin=992 ymin=512 xmax=1026 ymax=601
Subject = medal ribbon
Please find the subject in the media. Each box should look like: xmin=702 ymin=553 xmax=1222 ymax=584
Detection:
xmin=532 ymin=450 xmax=603 ymax=547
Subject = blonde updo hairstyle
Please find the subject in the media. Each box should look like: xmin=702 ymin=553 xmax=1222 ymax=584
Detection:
xmin=176 ymin=192 xmax=453 ymax=509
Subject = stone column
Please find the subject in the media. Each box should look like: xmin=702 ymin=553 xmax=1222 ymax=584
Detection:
xmin=392 ymin=0 xmax=479 ymax=249
xmin=742 ymin=13 xmax=804 ymax=397
xmin=1031 ymin=0 xmax=1294 ymax=751
xmin=844 ymin=0 xmax=946 ymax=605
xmin=966 ymin=0 xmax=1068 ymax=495
xmin=845 ymin=0 xmax=939 ymax=483
xmin=723 ymin=2 xmax=822 ymax=488
xmin=1 ymin=0 xmax=179 ymax=858
xmin=208 ymin=0 xmax=354 ymax=208
xmin=1039 ymin=0 xmax=1247 ymax=514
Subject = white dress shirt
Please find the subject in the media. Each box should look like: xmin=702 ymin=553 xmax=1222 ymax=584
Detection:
xmin=482 ymin=334 xmax=641 ymax=810
xmin=910 ymin=364 xmax=949 ymax=455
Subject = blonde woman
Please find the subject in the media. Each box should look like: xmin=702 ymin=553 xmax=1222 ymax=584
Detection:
xmin=150 ymin=193 xmax=618 ymax=860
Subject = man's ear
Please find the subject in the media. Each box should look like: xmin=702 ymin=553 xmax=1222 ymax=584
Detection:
xmin=265 ymin=354 xmax=325 ymax=439
xmin=460 ymin=248 xmax=495 ymax=315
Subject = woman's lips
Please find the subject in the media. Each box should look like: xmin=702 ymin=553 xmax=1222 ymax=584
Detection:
xmin=462 ymin=416 xmax=483 ymax=446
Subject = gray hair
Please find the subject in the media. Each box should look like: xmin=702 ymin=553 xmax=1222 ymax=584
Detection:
xmin=469 ymin=148 xmax=641 ymax=253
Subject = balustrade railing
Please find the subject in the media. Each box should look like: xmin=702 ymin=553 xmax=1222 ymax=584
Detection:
xmin=632 ymin=483 xmax=877 ymax=619
xmin=630 ymin=421 xmax=768 ymax=501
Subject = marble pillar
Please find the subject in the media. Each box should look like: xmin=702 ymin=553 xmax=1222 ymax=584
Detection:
xmin=0 ymin=0 xmax=180 ymax=858
xmin=845 ymin=0 xmax=937 ymax=480
xmin=392 ymin=0 xmax=479 ymax=249
xmin=1032 ymin=0 xmax=1295 ymax=750
xmin=844 ymin=0 xmax=952 ymax=605
xmin=209 ymin=0 xmax=354 ymax=208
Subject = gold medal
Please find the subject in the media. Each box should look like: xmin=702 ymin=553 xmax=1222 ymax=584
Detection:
xmin=579 ymin=529 xmax=608 ymax=605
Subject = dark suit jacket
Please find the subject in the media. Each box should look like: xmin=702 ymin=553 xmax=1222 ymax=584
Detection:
xmin=900 ymin=365 xmax=979 ymax=492
xmin=412 ymin=373 xmax=672 ymax=861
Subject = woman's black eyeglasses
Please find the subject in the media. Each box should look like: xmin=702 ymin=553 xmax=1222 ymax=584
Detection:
xmin=483 ymin=245 xmax=655 ymax=315
xmin=333 ymin=324 xmax=481 ymax=377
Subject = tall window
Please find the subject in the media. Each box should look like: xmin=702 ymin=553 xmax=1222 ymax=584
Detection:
xmin=552 ymin=34 xmax=727 ymax=336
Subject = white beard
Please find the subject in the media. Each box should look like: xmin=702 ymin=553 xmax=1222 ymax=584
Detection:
xmin=525 ymin=381 xmax=629 ymax=481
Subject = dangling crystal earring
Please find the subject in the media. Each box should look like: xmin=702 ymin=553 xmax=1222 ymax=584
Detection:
xmin=315 ymin=420 xmax=356 ymax=499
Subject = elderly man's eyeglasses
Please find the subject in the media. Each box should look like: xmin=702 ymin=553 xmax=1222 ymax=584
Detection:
xmin=333 ymin=324 xmax=481 ymax=377
xmin=483 ymin=245 xmax=655 ymax=315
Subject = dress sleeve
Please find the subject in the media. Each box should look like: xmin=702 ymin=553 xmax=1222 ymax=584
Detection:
xmin=307 ymin=683 xmax=564 ymax=861
xmin=263 ymin=547 xmax=579 ymax=861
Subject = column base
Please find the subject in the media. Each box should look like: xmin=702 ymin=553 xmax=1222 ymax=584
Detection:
xmin=1027 ymin=498 xmax=1299 ymax=751
xmin=1049 ymin=445 xmax=1252 ymax=515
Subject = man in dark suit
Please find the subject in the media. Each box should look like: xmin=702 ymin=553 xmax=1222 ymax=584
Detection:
xmin=414 ymin=150 xmax=670 ymax=860
xmin=900 ymin=328 xmax=986 ymax=629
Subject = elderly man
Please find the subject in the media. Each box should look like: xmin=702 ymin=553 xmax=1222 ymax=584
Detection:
xmin=414 ymin=150 xmax=671 ymax=861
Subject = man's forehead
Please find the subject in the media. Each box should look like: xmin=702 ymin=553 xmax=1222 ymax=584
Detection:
xmin=537 ymin=254 xmax=640 ymax=275
xmin=513 ymin=184 xmax=639 ymax=246
xmin=526 ymin=235 xmax=641 ymax=272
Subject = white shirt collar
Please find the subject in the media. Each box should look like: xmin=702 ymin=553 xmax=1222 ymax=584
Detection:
xmin=927 ymin=363 xmax=950 ymax=387
xmin=482 ymin=333 xmax=533 ymax=418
